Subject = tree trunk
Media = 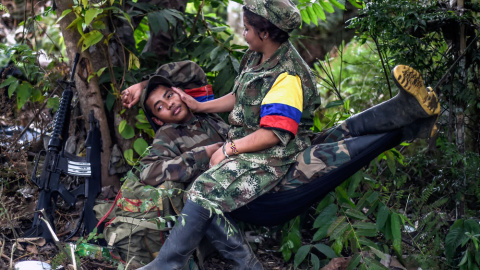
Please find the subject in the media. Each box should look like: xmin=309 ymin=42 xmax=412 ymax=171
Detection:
xmin=55 ymin=0 xmax=119 ymax=187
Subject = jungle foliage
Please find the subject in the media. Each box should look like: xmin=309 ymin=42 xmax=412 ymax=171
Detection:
xmin=0 ymin=0 xmax=479 ymax=269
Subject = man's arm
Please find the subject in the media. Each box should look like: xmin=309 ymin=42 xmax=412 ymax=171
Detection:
xmin=122 ymin=81 xmax=147 ymax=108
xmin=140 ymin=138 xmax=222 ymax=186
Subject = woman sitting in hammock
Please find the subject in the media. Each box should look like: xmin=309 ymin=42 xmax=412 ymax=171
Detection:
xmin=122 ymin=1 xmax=440 ymax=269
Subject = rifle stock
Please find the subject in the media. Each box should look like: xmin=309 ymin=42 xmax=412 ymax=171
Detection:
xmin=24 ymin=53 xmax=103 ymax=241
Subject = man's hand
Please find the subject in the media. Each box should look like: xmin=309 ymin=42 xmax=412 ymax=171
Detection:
xmin=122 ymin=81 xmax=146 ymax=108
xmin=205 ymin=142 xmax=223 ymax=157
xmin=209 ymin=144 xmax=227 ymax=167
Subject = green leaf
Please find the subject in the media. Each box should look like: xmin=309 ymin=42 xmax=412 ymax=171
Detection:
xmin=385 ymin=150 xmax=396 ymax=175
xmin=0 ymin=76 xmax=18 ymax=88
xmin=325 ymin=100 xmax=344 ymax=109
xmin=348 ymin=171 xmax=362 ymax=196
xmin=119 ymin=119 xmax=127 ymax=134
xmin=364 ymin=257 xmax=389 ymax=270
xmin=7 ymin=79 xmax=19 ymax=98
xmin=390 ymin=212 xmax=402 ymax=254
xmin=106 ymin=92 xmax=115 ymax=112
xmin=328 ymin=0 xmax=346 ymax=10
xmin=148 ymin=11 xmax=168 ymax=34
xmin=376 ymin=204 xmax=389 ymax=231
xmin=119 ymin=121 xmax=135 ymax=139
xmin=306 ymin=6 xmax=318 ymax=26
xmin=446 ymin=220 xmax=466 ymax=261
xmin=82 ymin=30 xmax=103 ymax=51
xmin=346 ymin=253 xmax=361 ymax=270
xmin=353 ymin=222 xmax=376 ymax=230
xmin=133 ymin=138 xmax=149 ymax=156
xmin=311 ymin=253 xmax=320 ymax=270
xmin=16 ymin=81 xmax=32 ymax=109
xmin=319 ymin=0 xmax=335 ymax=13
xmin=210 ymin=26 xmax=227 ymax=33
xmin=314 ymin=243 xmax=337 ymax=258
xmin=123 ymin=149 xmax=134 ymax=165
xmin=329 ymin=218 xmax=349 ymax=239
xmin=129 ymin=53 xmax=140 ymax=70
xmin=314 ymin=203 xmax=337 ymax=228
xmin=56 ymin=9 xmax=72 ymax=23
xmin=47 ymin=97 xmax=60 ymax=112
xmin=347 ymin=0 xmax=363 ymax=9
xmin=369 ymin=246 xmax=388 ymax=260
xmin=85 ymin=8 xmax=103 ymax=25
xmin=312 ymin=3 xmax=326 ymax=21
xmin=345 ymin=209 xmax=367 ymax=220
xmin=294 ymin=245 xmax=311 ymax=268
xmin=300 ymin=8 xmax=311 ymax=25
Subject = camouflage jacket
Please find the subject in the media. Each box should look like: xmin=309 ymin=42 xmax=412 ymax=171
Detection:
xmin=228 ymin=41 xmax=321 ymax=166
xmin=139 ymin=113 xmax=229 ymax=186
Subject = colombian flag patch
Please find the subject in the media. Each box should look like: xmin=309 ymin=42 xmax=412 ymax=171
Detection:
xmin=260 ymin=72 xmax=303 ymax=136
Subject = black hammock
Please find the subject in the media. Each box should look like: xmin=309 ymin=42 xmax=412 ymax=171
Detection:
xmin=231 ymin=130 xmax=402 ymax=226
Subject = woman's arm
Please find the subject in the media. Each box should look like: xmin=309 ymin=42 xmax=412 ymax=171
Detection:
xmin=172 ymin=87 xmax=236 ymax=113
xmin=209 ymin=128 xmax=280 ymax=166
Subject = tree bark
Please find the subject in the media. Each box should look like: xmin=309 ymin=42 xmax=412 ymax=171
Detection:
xmin=55 ymin=0 xmax=119 ymax=187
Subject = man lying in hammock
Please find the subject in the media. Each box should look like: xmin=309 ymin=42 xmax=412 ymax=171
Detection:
xmin=122 ymin=63 xmax=440 ymax=268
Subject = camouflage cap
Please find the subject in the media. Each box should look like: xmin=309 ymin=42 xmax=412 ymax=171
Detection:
xmin=243 ymin=0 xmax=301 ymax=33
xmin=140 ymin=60 xmax=208 ymax=131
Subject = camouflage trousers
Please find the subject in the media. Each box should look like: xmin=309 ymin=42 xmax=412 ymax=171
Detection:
xmin=188 ymin=122 xmax=353 ymax=212
xmin=275 ymin=122 xmax=352 ymax=191
xmin=187 ymin=157 xmax=289 ymax=212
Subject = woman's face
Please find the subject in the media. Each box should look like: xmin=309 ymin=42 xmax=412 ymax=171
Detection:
xmin=243 ymin=17 xmax=264 ymax=52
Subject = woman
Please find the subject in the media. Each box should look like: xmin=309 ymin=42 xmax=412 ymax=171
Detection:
xmin=124 ymin=0 xmax=440 ymax=269
xmin=133 ymin=1 xmax=317 ymax=269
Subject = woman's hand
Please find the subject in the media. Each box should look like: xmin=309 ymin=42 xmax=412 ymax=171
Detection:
xmin=172 ymin=87 xmax=202 ymax=112
xmin=122 ymin=81 xmax=146 ymax=108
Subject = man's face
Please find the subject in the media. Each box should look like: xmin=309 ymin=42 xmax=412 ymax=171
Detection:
xmin=146 ymin=85 xmax=193 ymax=125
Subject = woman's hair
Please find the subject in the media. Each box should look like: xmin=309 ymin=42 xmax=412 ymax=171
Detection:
xmin=243 ymin=7 xmax=289 ymax=44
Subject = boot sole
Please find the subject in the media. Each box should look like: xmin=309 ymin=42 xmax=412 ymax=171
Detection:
xmin=392 ymin=65 xmax=441 ymax=116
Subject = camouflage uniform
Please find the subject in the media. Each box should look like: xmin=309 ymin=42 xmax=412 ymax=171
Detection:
xmin=275 ymin=122 xmax=352 ymax=191
xmin=140 ymin=113 xmax=228 ymax=186
xmin=188 ymin=40 xmax=321 ymax=212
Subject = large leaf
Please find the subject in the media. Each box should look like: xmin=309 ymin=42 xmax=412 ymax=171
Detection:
xmin=85 ymin=8 xmax=103 ymax=25
xmin=311 ymin=253 xmax=320 ymax=270
xmin=82 ymin=30 xmax=104 ymax=51
xmin=300 ymin=8 xmax=311 ymax=25
xmin=345 ymin=208 xmax=367 ymax=220
xmin=445 ymin=220 xmax=466 ymax=261
xmin=119 ymin=120 xmax=135 ymax=139
xmin=314 ymin=243 xmax=337 ymax=258
xmin=390 ymin=212 xmax=402 ymax=254
xmin=328 ymin=0 xmax=346 ymax=10
xmin=319 ymin=0 xmax=335 ymax=13
xmin=346 ymin=253 xmax=361 ymax=270
xmin=376 ymin=204 xmax=389 ymax=231
xmin=312 ymin=3 xmax=326 ymax=22
xmin=313 ymin=203 xmax=337 ymax=228
xmin=16 ymin=81 xmax=32 ymax=109
xmin=7 ymin=79 xmax=19 ymax=98
xmin=148 ymin=11 xmax=168 ymax=34
xmin=133 ymin=138 xmax=149 ymax=156
xmin=294 ymin=245 xmax=311 ymax=268
xmin=0 ymin=76 xmax=17 ymax=89
xmin=329 ymin=217 xmax=349 ymax=239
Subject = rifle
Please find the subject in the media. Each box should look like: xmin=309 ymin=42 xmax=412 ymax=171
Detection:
xmin=23 ymin=53 xmax=103 ymax=241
